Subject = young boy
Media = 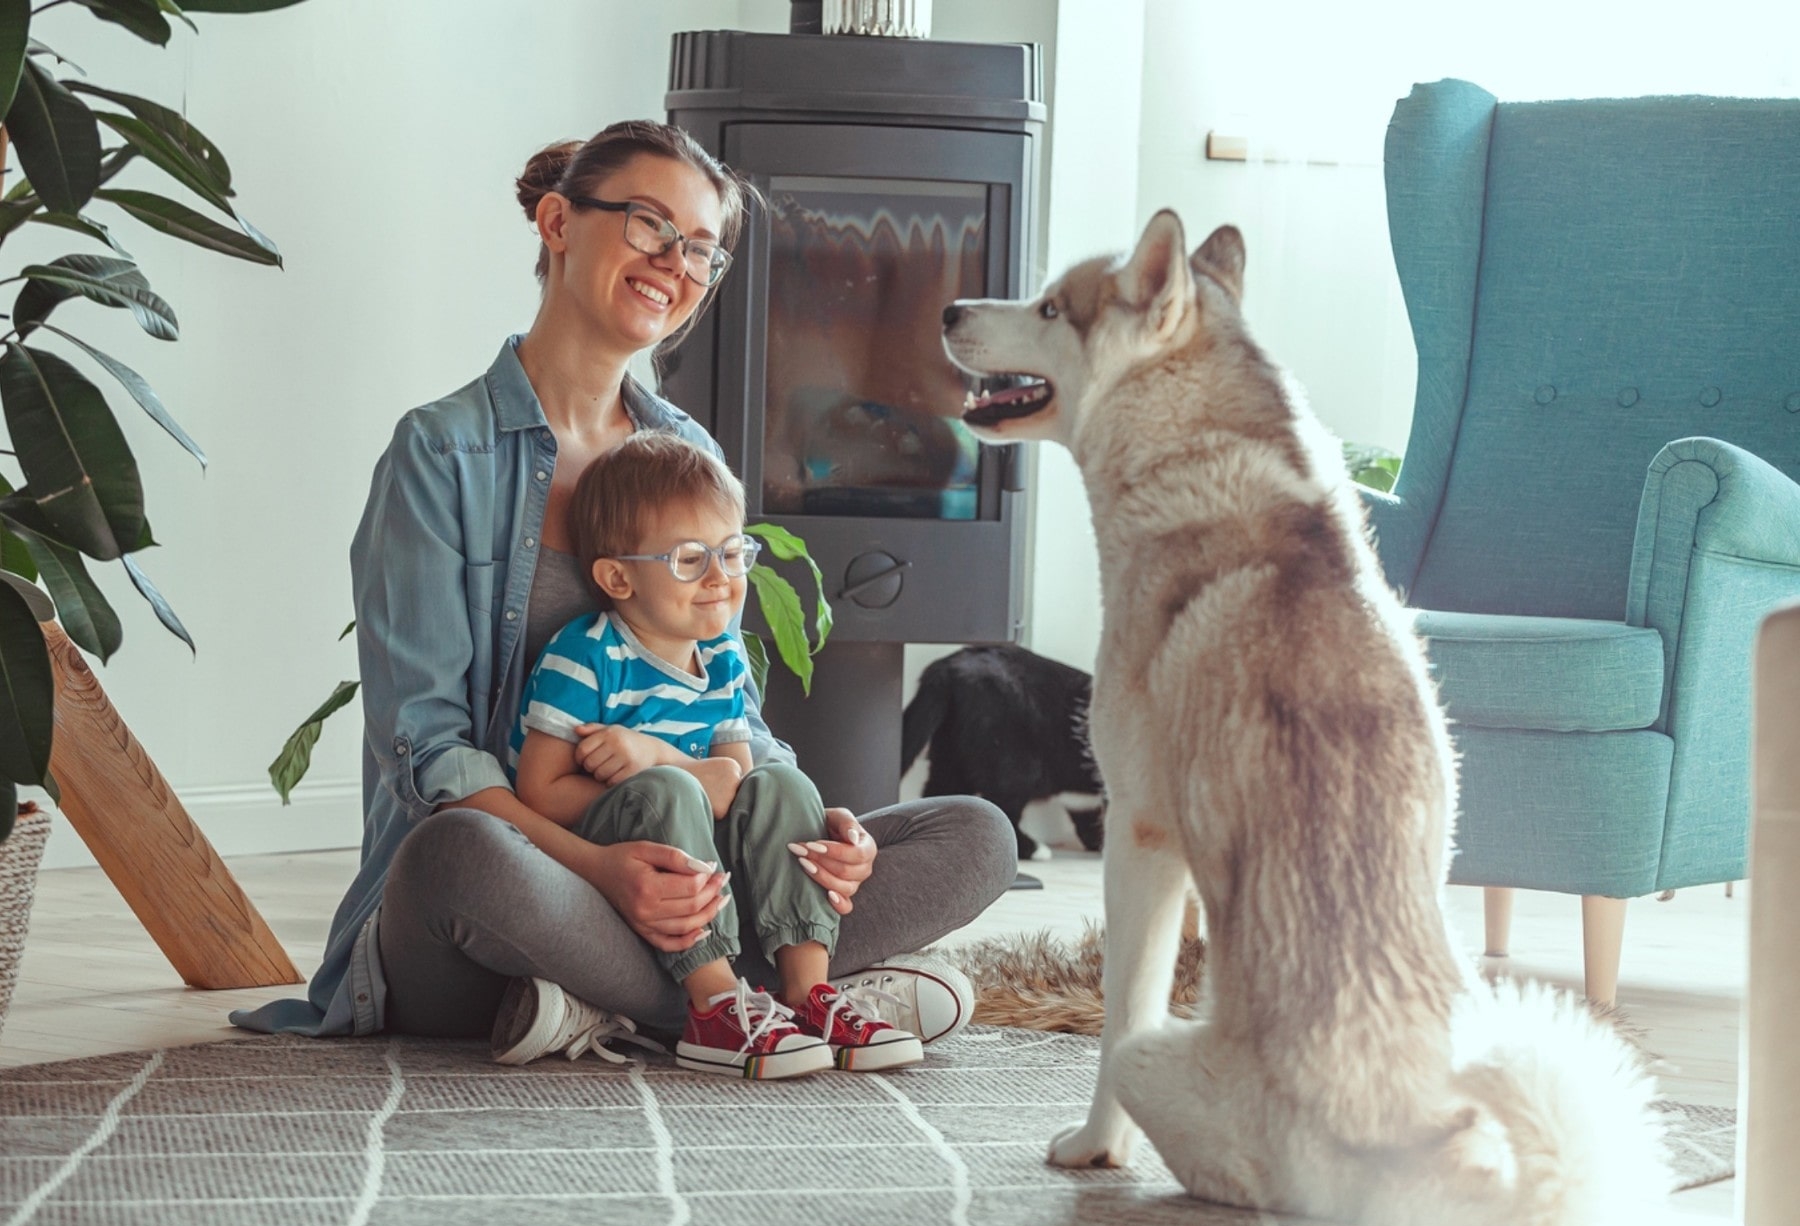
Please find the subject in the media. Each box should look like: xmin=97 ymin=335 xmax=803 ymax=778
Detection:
xmin=509 ymin=432 xmax=923 ymax=1079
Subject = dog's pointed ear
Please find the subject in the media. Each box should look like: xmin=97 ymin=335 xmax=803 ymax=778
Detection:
xmin=1118 ymin=209 xmax=1191 ymax=340
xmin=1190 ymin=225 xmax=1246 ymax=303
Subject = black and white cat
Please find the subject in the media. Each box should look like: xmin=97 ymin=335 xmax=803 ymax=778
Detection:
xmin=901 ymin=644 xmax=1104 ymax=861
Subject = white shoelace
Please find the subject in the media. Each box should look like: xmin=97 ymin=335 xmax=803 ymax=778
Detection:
xmin=554 ymin=998 xmax=665 ymax=1064
xmin=819 ymin=983 xmax=906 ymax=1041
xmin=832 ymin=975 xmax=912 ymax=1030
xmin=706 ymin=980 xmax=799 ymax=1053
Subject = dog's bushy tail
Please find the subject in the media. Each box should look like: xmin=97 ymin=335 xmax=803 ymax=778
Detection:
xmin=900 ymin=658 xmax=952 ymax=774
xmin=1406 ymin=980 xmax=1673 ymax=1226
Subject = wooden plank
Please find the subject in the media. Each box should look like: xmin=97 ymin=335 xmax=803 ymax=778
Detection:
xmin=40 ymin=621 xmax=304 ymax=990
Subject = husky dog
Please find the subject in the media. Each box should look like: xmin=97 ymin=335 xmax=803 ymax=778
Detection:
xmin=941 ymin=213 xmax=1670 ymax=1224
xmin=902 ymin=644 xmax=1105 ymax=860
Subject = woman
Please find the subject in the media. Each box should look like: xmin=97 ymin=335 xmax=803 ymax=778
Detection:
xmin=231 ymin=121 xmax=1016 ymax=1051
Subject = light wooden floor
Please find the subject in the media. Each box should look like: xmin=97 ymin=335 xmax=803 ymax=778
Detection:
xmin=0 ymin=846 xmax=1743 ymax=1220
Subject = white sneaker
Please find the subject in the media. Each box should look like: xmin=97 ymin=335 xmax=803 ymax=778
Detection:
xmin=829 ymin=952 xmax=973 ymax=1044
xmin=490 ymin=977 xmax=661 ymax=1066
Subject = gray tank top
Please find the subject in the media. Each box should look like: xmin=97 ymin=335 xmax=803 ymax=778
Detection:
xmin=524 ymin=545 xmax=594 ymax=672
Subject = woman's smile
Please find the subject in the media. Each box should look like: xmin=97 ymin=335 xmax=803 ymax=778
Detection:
xmin=626 ymin=275 xmax=675 ymax=309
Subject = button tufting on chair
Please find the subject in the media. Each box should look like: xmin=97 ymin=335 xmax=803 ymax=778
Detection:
xmin=1370 ymin=79 xmax=1800 ymax=1006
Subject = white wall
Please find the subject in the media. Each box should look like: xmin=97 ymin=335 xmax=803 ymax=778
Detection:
xmin=1131 ymin=0 xmax=1800 ymax=470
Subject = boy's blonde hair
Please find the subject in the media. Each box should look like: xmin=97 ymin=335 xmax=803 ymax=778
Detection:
xmin=569 ymin=432 xmax=746 ymax=610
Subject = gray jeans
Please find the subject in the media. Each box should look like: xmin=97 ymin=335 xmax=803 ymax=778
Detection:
xmin=377 ymin=786 xmax=1016 ymax=1036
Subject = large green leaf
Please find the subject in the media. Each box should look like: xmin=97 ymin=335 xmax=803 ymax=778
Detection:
xmin=121 ymin=553 xmax=191 ymax=651
xmin=0 ymin=486 xmax=53 ymax=536
xmin=10 ymin=252 xmax=137 ymax=335
xmin=96 ymin=146 xmax=137 ymax=187
xmin=176 ymin=0 xmax=308 ymax=10
xmin=745 ymin=521 xmax=833 ymax=652
xmin=18 ymin=524 xmax=121 ymax=660
xmin=16 ymin=253 xmax=179 ymax=339
xmin=4 ymin=59 xmax=101 ymax=215
xmin=93 ymin=111 xmax=231 ymax=217
xmin=23 ymin=40 xmax=83 ymax=74
xmin=0 ymin=0 xmax=30 ymax=123
xmin=268 ymin=679 xmax=358 ymax=803
xmin=0 ymin=475 xmax=36 ymax=582
xmin=1343 ymin=441 xmax=1401 ymax=493
xmin=44 ymin=324 xmax=204 ymax=468
xmin=0 ymin=342 xmax=144 ymax=560
xmin=0 ymin=523 xmax=34 ymax=581
xmin=0 ymin=568 xmax=50 ymax=619
xmin=29 ymin=210 xmax=132 ymax=257
xmin=73 ymin=0 xmax=172 ymax=46
xmin=97 ymin=188 xmax=278 ymax=265
xmin=0 ymin=577 xmax=53 ymax=787
xmin=0 ymin=198 xmax=35 ymax=244
xmin=741 ymin=629 xmax=769 ymax=700
xmin=746 ymin=566 xmax=813 ymax=695
xmin=155 ymin=0 xmax=199 ymax=35
xmin=69 ymin=83 xmax=232 ymax=197
xmin=0 ymin=148 xmax=147 ymax=233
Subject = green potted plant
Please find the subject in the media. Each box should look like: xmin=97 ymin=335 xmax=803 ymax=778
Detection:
xmin=0 ymin=0 xmax=306 ymax=838
xmin=0 ymin=0 xmax=305 ymax=1028
xmin=1344 ymin=440 xmax=1401 ymax=492
xmin=269 ymin=520 xmax=834 ymax=801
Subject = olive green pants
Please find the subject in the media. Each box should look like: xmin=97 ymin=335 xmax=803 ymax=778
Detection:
xmin=573 ymin=762 xmax=838 ymax=984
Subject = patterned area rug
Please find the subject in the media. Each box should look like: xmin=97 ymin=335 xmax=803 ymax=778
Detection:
xmin=0 ymin=1027 xmax=1733 ymax=1225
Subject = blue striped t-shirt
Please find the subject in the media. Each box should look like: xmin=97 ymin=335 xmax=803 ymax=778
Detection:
xmin=510 ymin=610 xmax=752 ymax=777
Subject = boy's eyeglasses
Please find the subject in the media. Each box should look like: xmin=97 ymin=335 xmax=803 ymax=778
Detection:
xmin=612 ymin=535 xmax=761 ymax=582
xmin=567 ymin=196 xmax=734 ymax=287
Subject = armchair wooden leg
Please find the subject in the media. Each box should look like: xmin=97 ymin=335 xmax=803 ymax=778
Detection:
xmin=1483 ymin=886 xmax=1515 ymax=957
xmin=1581 ymin=894 xmax=1628 ymax=1006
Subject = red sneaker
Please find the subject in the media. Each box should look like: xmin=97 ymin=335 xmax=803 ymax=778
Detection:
xmin=676 ymin=980 xmax=832 ymax=1080
xmin=792 ymin=983 xmax=925 ymax=1071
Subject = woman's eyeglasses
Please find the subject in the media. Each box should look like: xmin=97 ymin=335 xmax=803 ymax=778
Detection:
xmin=567 ymin=196 xmax=734 ymax=287
xmin=611 ymin=535 xmax=761 ymax=582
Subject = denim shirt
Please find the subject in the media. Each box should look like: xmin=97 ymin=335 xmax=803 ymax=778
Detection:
xmin=230 ymin=336 xmax=793 ymax=1037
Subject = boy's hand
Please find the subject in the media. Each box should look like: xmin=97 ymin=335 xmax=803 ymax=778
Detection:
xmin=789 ymin=808 xmax=877 ymax=915
xmin=572 ymin=724 xmax=671 ymax=786
xmin=690 ymin=756 xmax=744 ymax=818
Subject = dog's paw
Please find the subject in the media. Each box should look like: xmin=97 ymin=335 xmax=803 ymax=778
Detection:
xmin=1048 ymin=1121 xmax=1132 ymax=1168
xmin=1029 ymin=843 xmax=1053 ymax=862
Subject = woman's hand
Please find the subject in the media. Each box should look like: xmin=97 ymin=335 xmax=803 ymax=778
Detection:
xmin=585 ymin=840 xmax=731 ymax=953
xmin=572 ymin=724 xmax=674 ymax=786
xmin=788 ymin=807 xmax=876 ymax=916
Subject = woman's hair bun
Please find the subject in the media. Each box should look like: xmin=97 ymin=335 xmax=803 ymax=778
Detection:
xmin=515 ymin=141 xmax=580 ymax=220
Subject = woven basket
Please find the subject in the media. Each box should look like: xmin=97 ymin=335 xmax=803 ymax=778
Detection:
xmin=0 ymin=803 xmax=51 ymax=1039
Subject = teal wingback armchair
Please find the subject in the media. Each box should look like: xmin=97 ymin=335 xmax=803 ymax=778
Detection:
xmin=1370 ymin=80 xmax=1800 ymax=1003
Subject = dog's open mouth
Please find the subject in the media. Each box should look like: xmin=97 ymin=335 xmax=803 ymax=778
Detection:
xmin=962 ymin=374 xmax=1055 ymax=428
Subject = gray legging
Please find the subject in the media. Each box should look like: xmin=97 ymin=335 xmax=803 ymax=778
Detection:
xmin=377 ymin=792 xmax=1016 ymax=1037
